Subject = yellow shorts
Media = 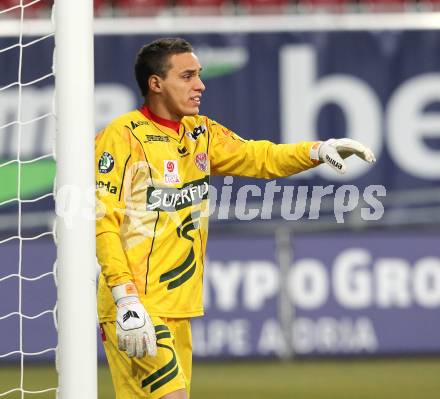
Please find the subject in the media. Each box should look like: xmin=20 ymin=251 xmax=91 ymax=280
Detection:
xmin=100 ymin=317 xmax=192 ymax=399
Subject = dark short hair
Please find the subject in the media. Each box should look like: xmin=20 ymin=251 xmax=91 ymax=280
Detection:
xmin=135 ymin=37 xmax=194 ymax=97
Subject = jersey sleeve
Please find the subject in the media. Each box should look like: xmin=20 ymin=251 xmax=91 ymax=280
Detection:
xmin=208 ymin=120 xmax=321 ymax=178
xmin=95 ymin=123 xmax=137 ymax=288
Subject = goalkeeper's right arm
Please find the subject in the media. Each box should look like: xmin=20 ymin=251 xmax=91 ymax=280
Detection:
xmin=95 ymin=124 xmax=135 ymax=287
xmin=96 ymin=125 xmax=156 ymax=358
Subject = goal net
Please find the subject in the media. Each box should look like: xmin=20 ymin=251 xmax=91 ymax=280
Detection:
xmin=0 ymin=1 xmax=96 ymax=398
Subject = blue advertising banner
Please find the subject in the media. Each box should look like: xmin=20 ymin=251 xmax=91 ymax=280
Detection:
xmin=198 ymin=232 xmax=440 ymax=357
xmin=1 ymin=232 xmax=439 ymax=360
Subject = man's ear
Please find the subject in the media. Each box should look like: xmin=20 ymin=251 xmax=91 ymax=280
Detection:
xmin=148 ymin=75 xmax=162 ymax=94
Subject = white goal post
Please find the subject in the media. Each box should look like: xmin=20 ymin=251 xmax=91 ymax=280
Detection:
xmin=55 ymin=0 xmax=97 ymax=398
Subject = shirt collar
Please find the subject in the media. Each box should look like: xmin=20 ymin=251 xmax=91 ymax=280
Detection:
xmin=139 ymin=105 xmax=181 ymax=133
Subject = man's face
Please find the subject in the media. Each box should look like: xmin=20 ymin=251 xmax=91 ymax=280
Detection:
xmin=158 ymin=52 xmax=205 ymax=120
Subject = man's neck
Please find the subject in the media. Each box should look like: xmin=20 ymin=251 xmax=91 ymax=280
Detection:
xmin=140 ymin=104 xmax=181 ymax=133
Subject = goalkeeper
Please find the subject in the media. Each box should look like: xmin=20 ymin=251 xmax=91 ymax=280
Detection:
xmin=95 ymin=37 xmax=375 ymax=399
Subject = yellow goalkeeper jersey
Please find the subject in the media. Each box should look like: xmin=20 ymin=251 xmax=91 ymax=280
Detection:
xmin=96 ymin=106 xmax=319 ymax=322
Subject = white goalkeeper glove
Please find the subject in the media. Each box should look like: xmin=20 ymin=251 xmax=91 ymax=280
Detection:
xmin=112 ymin=282 xmax=157 ymax=358
xmin=315 ymin=138 xmax=376 ymax=174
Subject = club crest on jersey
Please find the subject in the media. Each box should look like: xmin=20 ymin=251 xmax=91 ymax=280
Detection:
xmin=195 ymin=152 xmax=208 ymax=172
xmin=164 ymin=160 xmax=180 ymax=184
xmin=98 ymin=152 xmax=114 ymax=173
xmin=186 ymin=124 xmax=206 ymax=141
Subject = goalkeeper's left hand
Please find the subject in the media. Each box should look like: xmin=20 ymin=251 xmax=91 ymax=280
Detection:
xmin=315 ymin=138 xmax=376 ymax=174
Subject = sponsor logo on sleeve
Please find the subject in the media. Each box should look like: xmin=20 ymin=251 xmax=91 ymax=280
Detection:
xmin=98 ymin=152 xmax=114 ymax=173
xmin=164 ymin=160 xmax=180 ymax=184
xmin=195 ymin=152 xmax=208 ymax=172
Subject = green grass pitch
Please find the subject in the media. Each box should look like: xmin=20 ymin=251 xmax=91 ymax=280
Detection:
xmin=1 ymin=358 xmax=440 ymax=398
